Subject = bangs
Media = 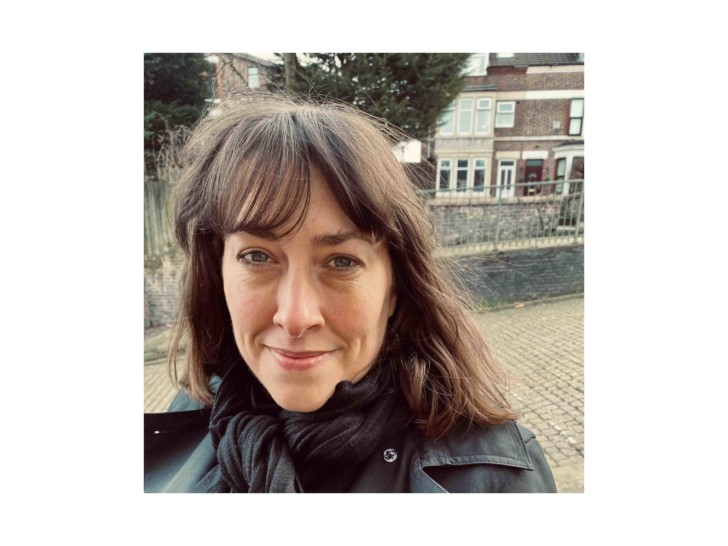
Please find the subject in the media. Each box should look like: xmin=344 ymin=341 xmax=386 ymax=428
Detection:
xmin=226 ymin=152 xmax=312 ymax=239
xmin=201 ymin=103 xmax=400 ymax=245
xmin=207 ymin=110 xmax=314 ymax=239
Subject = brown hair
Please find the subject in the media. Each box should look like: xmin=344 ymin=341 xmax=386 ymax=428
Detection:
xmin=169 ymin=92 xmax=516 ymax=439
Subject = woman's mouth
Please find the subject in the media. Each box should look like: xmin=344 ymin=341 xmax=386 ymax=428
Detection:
xmin=267 ymin=347 xmax=334 ymax=371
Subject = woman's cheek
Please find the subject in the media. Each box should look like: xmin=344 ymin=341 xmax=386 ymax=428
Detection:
xmin=328 ymin=294 xmax=382 ymax=337
xmin=227 ymin=281 xmax=273 ymax=325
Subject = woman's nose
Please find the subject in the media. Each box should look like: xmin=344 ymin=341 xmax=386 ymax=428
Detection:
xmin=272 ymin=269 xmax=325 ymax=339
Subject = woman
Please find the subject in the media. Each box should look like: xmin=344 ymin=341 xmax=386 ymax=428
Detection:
xmin=144 ymin=93 xmax=556 ymax=493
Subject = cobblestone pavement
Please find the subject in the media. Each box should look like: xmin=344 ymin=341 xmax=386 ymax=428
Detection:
xmin=144 ymin=296 xmax=584 ymax=492
xmin=476 ymin=297 xmax=584 ymax=492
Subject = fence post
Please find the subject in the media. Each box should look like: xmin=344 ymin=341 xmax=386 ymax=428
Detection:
xmin=494 ymin=185 xmax=503 ymax=251
xmin=573 ymin=179 xmax=584 ymax=244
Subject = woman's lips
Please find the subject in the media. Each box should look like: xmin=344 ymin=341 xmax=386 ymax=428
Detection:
xmin=268 ymin=348 xmax=334 ymax=371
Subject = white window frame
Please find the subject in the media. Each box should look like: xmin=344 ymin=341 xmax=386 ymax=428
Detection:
xmin=553 ymin=146 xmax=584 ymax=195
xmin=475 ymin=98 xmax=492 ymax=135
xmin=455 ymin=159 xmax=469 ymax=191
xmin=473 ymin=158 xmax=487 ymax=192
xmin=436 ymin=157 xmax=490 ymax=196
xmin=438 ymin=159 xmax=452 ymax=191
xmin=554 ymin=157 xmax=568 ymax=194
xmin=457 ymin=99 xmax=473 ymax=135
xmin=495 ymin=101 xmax=516 ymax=128
xmin=569 ymin=98 xmax=584 ymax=136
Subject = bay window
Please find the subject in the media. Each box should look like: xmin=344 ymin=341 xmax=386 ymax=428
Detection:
xmin=439 ymin=159 xmax=452 ymax=190
xmin=456 ymin=159 xmax=468 ymax=191
xmin=458 ymin=99 xmax=473 ymax=135
xmin=475 ymin=98 xmax=492 ymax=135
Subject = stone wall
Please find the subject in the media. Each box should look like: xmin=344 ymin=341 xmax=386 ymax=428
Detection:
xmin=144 ymin=251 xmax=186 ymax=328
xmin=455 ymin=244 xmax=584 ymax=306
xmin=430 ymin=197 xmax=571 ymax=246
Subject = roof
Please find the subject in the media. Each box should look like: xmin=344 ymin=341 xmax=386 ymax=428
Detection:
xmin=489 ymin=53 xmax=583 ymax=67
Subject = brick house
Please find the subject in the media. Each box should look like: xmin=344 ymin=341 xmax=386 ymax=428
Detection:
xmin=434 ymin=53 xmax=584 ymax=197
xmin=205 ymin=53 xmax=276 ymax=100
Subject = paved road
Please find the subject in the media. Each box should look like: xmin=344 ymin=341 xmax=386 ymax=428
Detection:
xmin=144 ymin=296 xmax=584 ymax=492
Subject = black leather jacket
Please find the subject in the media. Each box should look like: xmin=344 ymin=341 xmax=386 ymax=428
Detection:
xmin=145 ymin=391 xmax=557 ymax=493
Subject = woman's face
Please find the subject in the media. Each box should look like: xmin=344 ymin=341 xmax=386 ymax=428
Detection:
xmin=222 ymin=168 xmax=397 ymax=412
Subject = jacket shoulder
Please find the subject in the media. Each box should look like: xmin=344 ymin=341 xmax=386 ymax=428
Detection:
xmin=414 ymin=421 xmax=557 ymax=493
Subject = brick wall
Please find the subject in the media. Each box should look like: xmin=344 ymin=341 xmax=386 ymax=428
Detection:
xmin=467 ymin=70 xmax=584 ymax=92
xmin=455 ymin=244 xmax=584 ymax=306
xmin=496 ymin=99 xmax=572 ymax=138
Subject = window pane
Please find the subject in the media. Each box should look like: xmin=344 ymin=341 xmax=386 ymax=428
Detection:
xmin=476 ymin=110 xmax=490 ymax=133
xmin=556 ymin=158 xmax=567 ymax=179
xmin=496 ymin=113 xmax=514 ymax=127
xmin=456 ymin=169 xmax=467 ymax=191
xmin=570 ymin=99 xmax=584 ymax=117
xmin=477 ymin=98 xmax=491 ymax=109
xmin=458 ymin=99 xmax=473 ymax=134
xmin=439 ymin=168 xmax=450 ymax=190
xmin=456 ymin=159 xmax=468 ymax=192
xmin=497 ymin=102 xmax=514 ymax=113
xmin=474 ymin=167 xmax=485 ymax=190
xmin=569 ymin=118 xmax=582 ymax=135
xmin=570 ymin=157 xmax=584 ymax=179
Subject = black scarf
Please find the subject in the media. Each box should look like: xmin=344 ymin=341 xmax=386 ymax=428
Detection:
xmin=195 ymin=355 xmax=411 ymax=493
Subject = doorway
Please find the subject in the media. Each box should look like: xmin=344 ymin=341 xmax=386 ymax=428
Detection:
xmin=524 ymin=159 xmax=543 ymax=195
xmin=497 ymin=160 xmax=516 ymax=198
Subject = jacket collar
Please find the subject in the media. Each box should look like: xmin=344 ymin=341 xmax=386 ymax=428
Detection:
xmin=411 ymin=420 xmax=534 ymax=492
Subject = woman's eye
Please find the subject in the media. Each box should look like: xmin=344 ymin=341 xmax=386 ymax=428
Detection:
xmin=240 ymin=251 xmax=270 ymax=264
xmin=330 ymin=256 xmax=358 ymax=269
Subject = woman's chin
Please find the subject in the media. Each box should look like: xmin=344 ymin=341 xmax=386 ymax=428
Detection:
xmin=271 ymin=389 xmax=332 ymax=413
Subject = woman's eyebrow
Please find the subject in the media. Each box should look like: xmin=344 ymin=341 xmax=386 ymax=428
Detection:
xmin=230 ymin=227 xmax=278 ymax=240
xmin=312 ymin=231 xmax=370 ymax=247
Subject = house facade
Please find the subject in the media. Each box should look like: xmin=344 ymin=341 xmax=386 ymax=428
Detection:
xmin=205 ymin=53 xmax=276 ymax=100
xmin=434 ymin=53 xmax=584 ymax=198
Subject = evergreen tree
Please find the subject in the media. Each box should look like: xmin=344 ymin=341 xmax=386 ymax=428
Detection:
xmin=267 ymin=53 xmax=471 ymax=142
xmin=144 ymin=53 xmax=212 ymax=174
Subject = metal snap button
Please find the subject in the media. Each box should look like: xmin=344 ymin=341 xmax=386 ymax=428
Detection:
xmin=383 ymin=448 xmax=397 ymax=463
